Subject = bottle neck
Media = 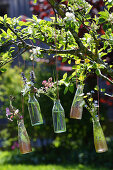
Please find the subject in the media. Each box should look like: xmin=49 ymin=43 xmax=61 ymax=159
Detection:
xmin=92 ymin=116 xmax=99 ymax=123
xmin=53 ymin=99 xmax=60 ymax=104
xmin=29 ymin=93 xmax=35 ymax=98
xmin=17 ymin=119 xmax=24 ymax=126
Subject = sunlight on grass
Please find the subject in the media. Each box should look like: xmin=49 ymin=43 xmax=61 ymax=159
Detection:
xmin=0 ymin=164 xmax=109 ymax=170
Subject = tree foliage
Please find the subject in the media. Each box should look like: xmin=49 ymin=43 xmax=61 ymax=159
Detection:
xmin=0 ymin=0 xmax=113 ymax=87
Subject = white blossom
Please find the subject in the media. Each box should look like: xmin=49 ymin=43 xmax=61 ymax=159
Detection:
xmin=37 ymin=19 xmax=41 ymax=23
xmin=30 ymin=46 xmax=41 ymax=60
xmin=21 ymin=82 xmax=34 ymax=96
xmin=32 ymin=47 xmax=41 ymax=55
xmin=64 ymin=12 xmax=76 ymax=22
xmin=28 ymin=27 xmax=33 ymax=34
xmin=108 ymin=13 xmax=113 ymax=23
xmin=15 ymin=109 xmax=19 ymax=114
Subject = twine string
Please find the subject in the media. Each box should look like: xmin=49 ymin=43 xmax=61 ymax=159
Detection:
xmin=18 ymin=55 xmax=24 ymax=120
xmin=75 ymin=63 xmax=78 ymax=88
xmin=55 ymin=13 xmax=59 ymax=100
xmin=97 ymin=75 xmax=100 ymax=119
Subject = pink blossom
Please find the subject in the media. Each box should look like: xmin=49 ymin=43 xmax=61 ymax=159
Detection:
xmin=19 ymin=115 xmax=23 ymax=120
xmin=45 ymin=82 xmax=49 ymax=87
xmin=6 ymin=108 xmax=11 ymax=116
xmin=45 ymin=87 xmax=48 ymax=90
xmin=15 ymin=142 xmax=19 ymax=148
xmin=11 ymin=145 xmax=15 ymax=150
xmin=6 ymin=108 xmax=14 ymax=121
xmin=42 ymin=80 xmax=47 ymax=85
xmin=49 ymin=83 xmax=54 ymax=87
xmin=7 ymin=115 xmax=14 ymax=121
xmin=11 ymin=141 xmax=19 ymax=150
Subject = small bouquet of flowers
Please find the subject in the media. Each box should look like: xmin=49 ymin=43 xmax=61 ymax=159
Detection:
xmin=6 ymin=96 xmax=32 ymax=154
xmin=84 ymin=92 xmax=108 ymax=153
xmin=37 ymin=77 xmax=57 ymax=101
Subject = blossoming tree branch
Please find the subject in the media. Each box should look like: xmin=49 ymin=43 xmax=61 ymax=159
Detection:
xmin=0 ymin=0 xmax=113 ymax=93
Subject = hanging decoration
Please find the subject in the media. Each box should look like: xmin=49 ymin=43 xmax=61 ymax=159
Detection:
xmin=6 ymin=96 xmax=32 ymax=154
xmin=51 ymin=13 xmax=66 ymax=133
xmin=52 ymin=99 xmax=66 ymax=133
xmin=70 ymin=84 xmax=85 ymax=119
xmin=92 ymin=116 xmax=108 ymax=153
xmin=84 ymin=92 xmax=108 ymax=153
xmin=21 ymin=71 xmax=43 ymax=126
xmin=37 ymin=77 xmax=66 ymax=133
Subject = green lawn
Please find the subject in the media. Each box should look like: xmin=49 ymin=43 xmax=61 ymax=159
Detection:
xmin=0 ymin=164 xmax=110 ymax=170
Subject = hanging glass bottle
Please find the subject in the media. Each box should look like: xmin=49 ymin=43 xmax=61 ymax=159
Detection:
xmin=52 ymin=99 xmax=66 ymax=133
xmin=70 ymin=84 xmax=84 ymax=119
xmin=28 ymin=93 xmax=43 ymax=126
xmin=92 ymin=116 xmax=108 ymax=153
xmin=18 ymin=119 xmax=32 ymax=154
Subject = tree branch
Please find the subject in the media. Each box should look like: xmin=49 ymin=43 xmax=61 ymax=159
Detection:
xmin=0 ymin=49 xmax=27 ymax=68
xmin=40 ymin=48 xmax=81 ymax=55
xmin=97 ymin=69 xmax=113 ymax=85
xmin=1 ymin=21 xmax=26 ymax=47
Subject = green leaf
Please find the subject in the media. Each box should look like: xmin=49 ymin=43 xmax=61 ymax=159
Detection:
xmin=96 ymin=69 xmax=100 ymax=75
xmin=4 ymin=14 xmax=7 ymax=20
xmin=33 ymin=15 xmax=38 ymax=22
xmin=100 ymin=88 xmax=105 ymax=92
xmin=0 ymin=16 xmax=3 ymax=23
xmin=1 ymin=29 xmax=7 ymax=36
xmin=62 ymin=58 xmax=67 ymax=63
xmin=64 ymin=87 xmax=68 ymax=95
xmin=0 ymin=68 xmax=7 ymax=72
xmin=18 ymin=21 xmax=26 ymax=26
xmin=69 ymin=84 xmax=74 ymax=93
xmin=99 ymin=10 xmax=109 ymax=19
xmin=63 ymin=72 xmax=67 ymax=80
xmin=94 ymin=85 xmax=99 ymax=91
xmin=68 ymin=60 xmax=71 ymax=64
xmin=34 ymin=0 xmax=37 ymax=3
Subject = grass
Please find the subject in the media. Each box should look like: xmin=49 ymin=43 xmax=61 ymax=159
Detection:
xmin=0 ymin=164 xmax=110 ymax=170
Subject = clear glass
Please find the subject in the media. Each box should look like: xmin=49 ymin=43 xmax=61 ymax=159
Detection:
xmin=18 ymin=119 xmax=32 ymax=154
xmin=52 ymin=99 xmax=66 ymax=133
xmin=28 ymin=93 xmax=43 ymax=126
xmin=70 ymin=85 xmax=84 ymax=119
xmin=92 ymin=117 xmax=108 ymax=153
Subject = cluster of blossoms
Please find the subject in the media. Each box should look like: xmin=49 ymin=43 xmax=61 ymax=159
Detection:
xmin=6 ymin=108 xmax=14 ymax=121
xmin=42 ymin=77 xmax=54 ymax=89
xmin=64 ymin=12 xmax=76 ymax=22
xmin=21 ymin=71 xmax=37 ymax=96
xmin=37 ymin=77 xmax=57 ymax=100
xmin=6 ymin=108 xmax=23 ymax=121
xmin=84 ymin=90 xmax=99 ymax=118
xmin=21 ymin=71 xmax=57 ymax=100
xmin=11 ymin=141 xmax=19 ymax=150
xmin=108 ymin=13 xmax=113 ymax=24
xmin=29 ymin=47 xmax=41 ymax=60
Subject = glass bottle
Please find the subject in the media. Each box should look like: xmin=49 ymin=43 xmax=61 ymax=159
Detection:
xmin=28 ymin=93 xmax=43 ymax=126
xmin=52 ymin=99 xmax=66 ymax=133
xmin=70 ymin=84 xmax=84 ymax=119
xmin=18 ymin=119 xmax=32 ymax=154
xmin=92 ymin=116 xmax=108 ymax=153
